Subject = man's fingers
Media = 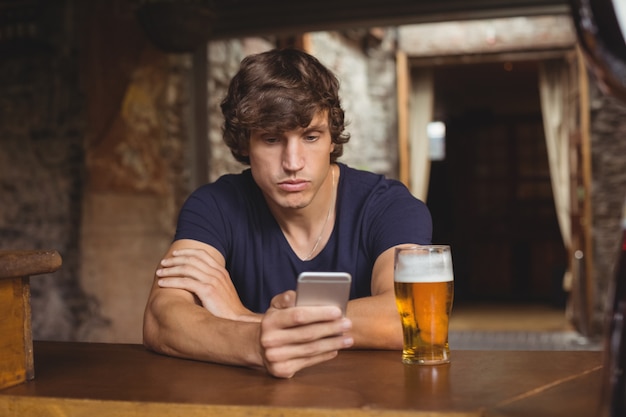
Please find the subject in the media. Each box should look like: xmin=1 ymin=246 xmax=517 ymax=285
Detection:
xmin=157 ymin=276 xmax=200 ymax=292
xmin=156 ymin=264 xmax=199 ymax=279
xmin=270 ymin=290 xmax=296 ymax=309
xmin=157 ymin=256 xmax=228 ymax=285
xmin=265 ymin=305 xmax=343 ymax=332
xmin=263 ymin=333 xmax=355 ymax=378
xmin=265 ymin=315 xmax=351 ymax=343
xmin=160 ymin=255 xmax=209 ymax=275
xmin=263 ymin=331 xmax=353 ymax=360
xmin=170 ymin=248 xmax=223 ymax=269
xmin=161 ymin=249 xmax=224 ymax=275
xmin=266 ymin=350 xmax=339 ymax=379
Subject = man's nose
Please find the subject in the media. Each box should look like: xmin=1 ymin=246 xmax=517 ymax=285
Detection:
xmin=282 ymin=138 xmax=305 ymax=171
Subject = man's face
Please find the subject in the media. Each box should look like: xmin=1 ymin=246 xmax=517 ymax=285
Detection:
xmin=246 ymin=111 xmax=334 ymax=211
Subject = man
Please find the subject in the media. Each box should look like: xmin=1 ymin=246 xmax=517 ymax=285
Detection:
xmin=143 ymin=48 xmax=432 ymax=378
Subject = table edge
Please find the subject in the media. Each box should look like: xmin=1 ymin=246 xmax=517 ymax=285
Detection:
xmin=0 ymin=394 xmax=482 ymax=417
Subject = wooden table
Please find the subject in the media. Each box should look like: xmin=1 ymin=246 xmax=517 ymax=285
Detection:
xmin=0 ymin=341 xmax=604 ymax=417
xmin=0 ymin=250 xmax=62 ymax=390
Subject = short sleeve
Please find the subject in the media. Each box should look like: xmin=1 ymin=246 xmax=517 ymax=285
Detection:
xmin=361 ymin=179 xmax=432 ymax=260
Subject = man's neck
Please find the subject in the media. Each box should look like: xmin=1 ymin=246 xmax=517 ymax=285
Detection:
xmin=271 ymin=164 xmax=338 ymax=260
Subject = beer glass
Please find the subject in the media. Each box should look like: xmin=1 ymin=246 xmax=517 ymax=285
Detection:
xmin=394 ymin=245 xmax=454 ymax=365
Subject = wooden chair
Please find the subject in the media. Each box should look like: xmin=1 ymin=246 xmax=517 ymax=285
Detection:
xmin=0 ymin=250 xmax=62 ymax=389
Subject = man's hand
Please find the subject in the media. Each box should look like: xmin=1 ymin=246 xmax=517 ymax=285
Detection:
xmin=152 ymin=245 xmax=354 ymax=378
xmin=155 ymin=248 xmax=258 ymax=322
xmin=260 ymin=291 xmax=354 ymax=378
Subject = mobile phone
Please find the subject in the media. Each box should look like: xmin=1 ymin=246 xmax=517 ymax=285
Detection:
xmin=295 ymin=271 xmax=352 ymax=316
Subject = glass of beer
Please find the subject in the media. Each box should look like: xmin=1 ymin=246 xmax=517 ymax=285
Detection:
xmin=394 ymin=245 xmax=454 ymax=365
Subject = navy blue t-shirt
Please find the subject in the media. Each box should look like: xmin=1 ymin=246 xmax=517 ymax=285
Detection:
xmin=174 ymin=163 xmax=432 ymax=313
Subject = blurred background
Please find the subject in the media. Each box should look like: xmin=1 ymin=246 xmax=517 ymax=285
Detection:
xmin=1 ymin=0 xmax=624 ymax=348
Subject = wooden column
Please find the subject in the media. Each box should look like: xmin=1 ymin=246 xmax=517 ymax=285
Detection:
xmin=0 ymin=250 xmax=62 ymax=389
xmin=396 ymin=50 xmax=410 ymax=188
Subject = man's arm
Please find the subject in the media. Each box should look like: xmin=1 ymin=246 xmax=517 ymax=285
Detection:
xmin=142 ymin=239 xmax=264 ymax=367
xmin=142 ymin=239 xmax=353 ymax=377
xmin=344 ymin=245 xmax=404 ymax=350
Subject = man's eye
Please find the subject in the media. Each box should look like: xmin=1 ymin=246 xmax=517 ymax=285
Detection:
xmin=305 ymin=135 xmax=319 ymax=141
xmin=263 ymin=137 xmax=279 ymax=144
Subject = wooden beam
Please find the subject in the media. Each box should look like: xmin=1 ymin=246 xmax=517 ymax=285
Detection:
xmin=208 ymin=0 xmax=570 ymax=40
xmin=0 ymin=250 xmax=62 ymax=278
xmin=398 ymin=15 xmax=576 ymax=59
xmin=396 ymin=50 xmax=410 ymax=187
xmin=191 ymin=45 xmax=209 ymax=187
xmin=577 ymin=46 xmax=594 ymax=333
xmin=135 ymin=0 xmax=570 ymax=52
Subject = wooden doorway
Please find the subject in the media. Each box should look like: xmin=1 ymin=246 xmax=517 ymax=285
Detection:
xmin=427 ymin=61 xmax=568 ymax=307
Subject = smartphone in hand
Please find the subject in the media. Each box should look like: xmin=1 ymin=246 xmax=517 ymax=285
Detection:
xmin=295 ymin=272 xmax=351 ymax=316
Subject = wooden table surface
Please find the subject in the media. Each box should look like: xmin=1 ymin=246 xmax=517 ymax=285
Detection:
xmin=0 ymin=341 xmax=604 ymax=417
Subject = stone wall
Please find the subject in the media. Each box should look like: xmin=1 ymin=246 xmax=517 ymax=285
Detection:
xmin=589 ymin=80 xmax=626 ymax=329
xmin=0 ymin=0 xmax=192 ymax=342
xmin=309 ymin=31 xmax=400 ymax=177
xmin=207 ymin=38 xmax=275 ymax=180
xmin=79 ymin=48 xmax=192 ymax=342
xmin=0 ymin=3 xmax=95 ymax=340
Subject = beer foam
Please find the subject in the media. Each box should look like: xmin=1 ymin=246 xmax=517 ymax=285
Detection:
xmin=394 ymin=253 xmax=453 ymax=283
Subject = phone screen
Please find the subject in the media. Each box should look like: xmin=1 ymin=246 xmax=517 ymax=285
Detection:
xmin=295 ymin=272 xmax=351 ymax=315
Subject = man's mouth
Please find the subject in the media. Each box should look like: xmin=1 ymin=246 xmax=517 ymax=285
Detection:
xmin=278 ymin=179 xmax=309 ymax=192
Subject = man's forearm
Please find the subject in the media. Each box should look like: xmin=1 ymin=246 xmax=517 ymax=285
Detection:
xmin=143 ymin=293 xmax=264 ymax=368
xmin=345 ymin=293 xmax=403 ymax=350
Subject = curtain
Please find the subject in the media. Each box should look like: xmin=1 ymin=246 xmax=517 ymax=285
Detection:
xmin=538 ymin=59 xmax=573 ymax=291
xmin=409 ymin=69 xmax=434 ymax=202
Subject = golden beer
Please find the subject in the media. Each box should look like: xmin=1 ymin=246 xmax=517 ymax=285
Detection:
xmin=394 ymin=245 xmax=454 ymax=365
xmin=394 ymin=281 xmax=454 ymax=364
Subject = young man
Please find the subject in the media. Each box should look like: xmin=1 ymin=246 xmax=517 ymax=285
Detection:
xmin=143 ymin=48 xmax=432 ymax=378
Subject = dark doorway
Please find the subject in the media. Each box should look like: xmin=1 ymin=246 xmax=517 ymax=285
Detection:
xmin=426 ymin=60 xmax=567 ymax=308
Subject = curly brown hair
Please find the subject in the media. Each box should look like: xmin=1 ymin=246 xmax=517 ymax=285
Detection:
xmin=220 ymin=48 xmax=350 ymax=165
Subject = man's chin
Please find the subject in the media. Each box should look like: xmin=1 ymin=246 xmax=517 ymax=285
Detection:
xmin=280 ymin=195 xmax=312 ymax=210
